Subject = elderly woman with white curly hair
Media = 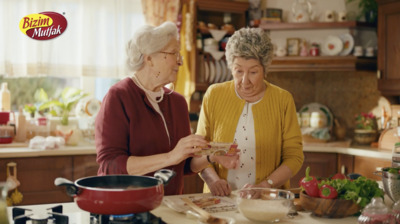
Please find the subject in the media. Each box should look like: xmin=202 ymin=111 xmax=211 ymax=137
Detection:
xmin=95 ymin=22 xmax=238 ymax=195
xmin=196 ymin=27 xmax=304 ymax=196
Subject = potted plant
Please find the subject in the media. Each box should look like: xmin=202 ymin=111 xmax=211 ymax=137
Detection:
xmin=354 ymin=112 xmax=378 ymax=145
xmin=39 ymin=87 xmax=88 ymax=145
xmin=347 ymin=0 xmax=378 ymax=23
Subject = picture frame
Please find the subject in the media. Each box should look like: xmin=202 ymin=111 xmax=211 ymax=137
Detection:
xmin=287 ymin=38 xmax=301 ymax=56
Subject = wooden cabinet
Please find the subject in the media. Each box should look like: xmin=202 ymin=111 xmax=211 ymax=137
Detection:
xmin=290 ymin=152 xmax=337 ymax=188
xmin=0 ymin=155 xmax=99 ymax=205
xmin=377 ymin=0 xmax=400 ymax=95
xmin=353 ymin=155 xmax=391 ymax=181
xmin=260 ymin=21 xmax=377 ymax=72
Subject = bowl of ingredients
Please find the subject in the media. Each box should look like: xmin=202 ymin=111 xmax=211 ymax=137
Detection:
xmin=374 ymin=167 xmax=400 ymax=202
xmin=236 ymin=188 xmax=294 ymax=223
xmin=299 ymin=166 xmax=383 ymax=218
xmin=300 ymin=190 xmax=360 ymax=218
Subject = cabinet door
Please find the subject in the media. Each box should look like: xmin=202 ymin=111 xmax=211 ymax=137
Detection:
xmin=72 ymin=155 xmax=99 ymax=179
xmin=0 ymin=157 xmax=73 ymax=205
xmin=290 ymin=152 xmax=337 ymax=188
xmin=354 ymin=155 xmax=391 ymax=181
xmin=377 ymin=0 xmax=400 ymax=95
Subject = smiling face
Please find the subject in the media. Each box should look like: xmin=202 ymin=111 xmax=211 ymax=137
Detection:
xmin=232 ymin=57 xmax=266 ymax=102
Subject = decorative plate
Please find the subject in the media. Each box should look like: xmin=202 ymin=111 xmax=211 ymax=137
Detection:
xmin=299 ymin=102 xmax=334 ymax=129
xmin=321 ymin=35 xmax=343 ymax=56
xmin=204 ymin=59 xmax=209 ymax=83
xmin=220 ymin=59 xmax=227 ymax=82
xmin=214 ymin=60 xmax=222 ymax=83
xmin=339 ymin=33 xmax=354 ymax=56
xmin=208 ymin=60 xmax=216 ymax=84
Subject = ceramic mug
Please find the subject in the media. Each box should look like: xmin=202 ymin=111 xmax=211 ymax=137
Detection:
xmin=365 ymin=47 xmax=374 ymax=57
xmin=338 ymin=11 xmax=347 ymax=22
xmin=354 ymin=46 xmax=363 ymax=57
xmin=324 ymin=10 xmax=335 ymax=22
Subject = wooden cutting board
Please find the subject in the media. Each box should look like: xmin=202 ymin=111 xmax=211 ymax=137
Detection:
xmin=379 ymin=128 xmax=399 ymax=151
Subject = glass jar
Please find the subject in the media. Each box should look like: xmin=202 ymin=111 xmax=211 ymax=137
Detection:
xmin=358 ymin=197 xmax=393 ymax=224
xmin=301 ymin=112 xmax=310 ymax=128
xmin=393 ymin=199 xmax=400 ymax=223
xmin=310 ymin=111 xmax=325 ymax=128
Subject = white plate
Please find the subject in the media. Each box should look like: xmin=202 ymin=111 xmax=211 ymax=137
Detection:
xmin=321 ymin=35 xmax=343 ymax=56
xmin=214 ymin=60 xmax=222 ymax=83
xmin=204 ymin=59 xmax=209 ymax=83
xmin=339 ymin=33 xmax=354 ymax=56
xmin=299 ymin=102 xmax=334 ymax=129
xmin=220 ymin=59 xmax=227 ymax=82
xmin=208 ymin=60 xmax=216 ymax=84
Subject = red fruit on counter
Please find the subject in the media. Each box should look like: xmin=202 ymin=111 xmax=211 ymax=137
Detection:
xmin=299 ymin=166 xmax=319 ymax=197
xmin=319 ymin=184 xmax=338 ymax=199
xmin=331 ymin=173 xmax=347 ymax=180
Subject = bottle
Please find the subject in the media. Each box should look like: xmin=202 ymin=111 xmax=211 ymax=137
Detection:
xmin=0 ymin=83 xmax=10 ymax=112
xmin=15 ymin=107 xmax=27 ymax=142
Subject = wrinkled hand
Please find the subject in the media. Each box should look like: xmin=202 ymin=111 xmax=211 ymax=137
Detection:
xmin=213 ymin=149 xmax=240 ymax=169
xmin=208 ymin=179 xmax=231 ymax=196
xmin=169 ymin=134 xmax=208 ymax=165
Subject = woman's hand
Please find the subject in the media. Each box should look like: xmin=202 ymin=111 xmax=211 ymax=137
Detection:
xmin=208 ymin=179 xmax=232 ymax=196
xmin=168 ymin=134 xmax=207 ymax=165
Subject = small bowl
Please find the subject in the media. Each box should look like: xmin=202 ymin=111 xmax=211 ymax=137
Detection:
xmin=299 ymin=191 xmax=360 ymax=218
xmin=236 ymin=188 xmax=294 ymax=223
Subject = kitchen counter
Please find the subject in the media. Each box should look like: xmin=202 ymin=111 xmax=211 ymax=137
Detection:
xmin=0 ymin=141 xmax=96 ymax=158
xmin=0 ymin=141 xmax=391 ymax=160
xmin=153 ymin=194 xmax=359 ymax=224
xmin=6 ymin=193 xmax=360 ymax=224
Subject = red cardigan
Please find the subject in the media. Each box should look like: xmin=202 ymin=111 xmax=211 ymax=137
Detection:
xmin=95 ymin=77 xmax=193 ymax=195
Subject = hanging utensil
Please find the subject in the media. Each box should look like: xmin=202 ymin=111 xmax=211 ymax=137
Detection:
xmin=6 ymin=162 xmax=23 ymax=205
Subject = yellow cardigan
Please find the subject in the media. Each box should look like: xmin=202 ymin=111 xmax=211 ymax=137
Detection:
xmin=196 ymin=80 xmax=304 ymax=190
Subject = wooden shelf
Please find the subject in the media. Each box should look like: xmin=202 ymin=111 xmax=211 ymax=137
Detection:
xmin=197 ymin=0 xmax=249 ymax=13
xmin=269 ymin=56 xmax=376 ymax=72
xmin=259 ymin=21 xmax=376 ymax=30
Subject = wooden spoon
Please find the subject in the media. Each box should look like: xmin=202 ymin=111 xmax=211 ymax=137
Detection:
xmin=181 ymin=197 xmax=228 ymax=224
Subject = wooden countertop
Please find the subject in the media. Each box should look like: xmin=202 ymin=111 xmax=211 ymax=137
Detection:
xmin=0 ymin=141 xmax=392 ymax=160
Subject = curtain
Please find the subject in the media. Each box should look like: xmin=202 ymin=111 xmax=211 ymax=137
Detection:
xmin=141 ymin=0 xmax=180 ymax=26
xmin=0 ymin=0 xmax=145 ymax=78
xmin=175 ymin=0 xmax=195 ymax=107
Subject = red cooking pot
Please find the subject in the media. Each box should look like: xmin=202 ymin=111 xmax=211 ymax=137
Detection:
xmin=54 ymin=169 xmax=175 ymax=215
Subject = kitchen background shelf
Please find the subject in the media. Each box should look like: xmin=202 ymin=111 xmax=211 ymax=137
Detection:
xmin=259 ymin=21 xmax=377 ymax=30
xmin=270 ymin=56 xmax=377 ymax=72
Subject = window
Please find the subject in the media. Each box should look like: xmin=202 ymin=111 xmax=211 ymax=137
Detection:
xmin=0 ymin=0 xmax=145 ymax=110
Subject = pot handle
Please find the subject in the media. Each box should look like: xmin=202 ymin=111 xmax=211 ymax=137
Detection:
xmin=154 ymin=169 xmax=176 ymax=186
xmin=54 ymin=177 xmax=80 ymax=196
xmin=373 ymin=171 xmax=383 ymax=177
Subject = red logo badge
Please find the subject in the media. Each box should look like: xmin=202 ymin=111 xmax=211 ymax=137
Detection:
xmin=19 ymin=12 xmax=67 ymax=40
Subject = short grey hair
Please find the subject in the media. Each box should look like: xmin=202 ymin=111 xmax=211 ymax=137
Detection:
xmin=225 ymin=27 xmax=273 ymax=76
xmin=126 ymin=21 xmax=178 ymax=72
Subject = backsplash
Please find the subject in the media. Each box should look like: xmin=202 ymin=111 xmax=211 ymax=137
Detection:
xmin=267 ymin=70 xmax=399 ymax=138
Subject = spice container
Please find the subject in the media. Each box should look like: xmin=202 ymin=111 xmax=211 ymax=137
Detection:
xmin=310 ymin=111 xmax=325 ymax=128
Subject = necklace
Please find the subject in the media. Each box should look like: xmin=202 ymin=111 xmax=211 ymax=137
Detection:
xmin=131 ymin=75 xmax=164 ymax=103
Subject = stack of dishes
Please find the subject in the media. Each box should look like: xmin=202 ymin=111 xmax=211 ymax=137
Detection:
xmin=321 ymin=34 xmax=354 ymax=56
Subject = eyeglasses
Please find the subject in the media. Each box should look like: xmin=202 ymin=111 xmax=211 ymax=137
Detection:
xmin=159 ymin=51 xmax=183 ymax=63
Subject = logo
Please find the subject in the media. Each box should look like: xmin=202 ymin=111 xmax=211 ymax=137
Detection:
xmin=19 ymin=12 xmax=67 ymax=40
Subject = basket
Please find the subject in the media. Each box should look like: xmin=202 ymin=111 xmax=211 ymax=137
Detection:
xmin=374 ymin=167 xmax=400 ymax=202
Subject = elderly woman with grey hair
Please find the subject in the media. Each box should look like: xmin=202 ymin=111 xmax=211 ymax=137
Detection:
xmin=196 ymin=27 xmax=304 ymax=196
xmin=95 ymin=22 xmax=238 ymax=195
